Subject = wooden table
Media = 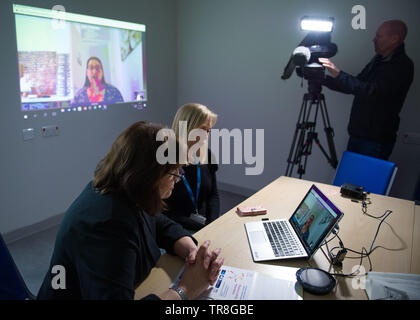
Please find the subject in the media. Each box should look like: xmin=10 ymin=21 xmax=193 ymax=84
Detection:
xmin=135 ymin=176 xmax=417 ymax=300
xmin=411 ymin=205 xmax=420 ymax=274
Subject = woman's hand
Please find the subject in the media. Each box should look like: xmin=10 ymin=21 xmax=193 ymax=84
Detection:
xmin=186 ymin=246 xmax=198 ymax=264
xmin=174 ymin=236 xmax=222 ymax=285
xmin=173 ymin=236 xmax=197 ymax=261
xmin=186 ymin=245 xmax=222 ymax=285
xmin=177 ymin=240 xmax=224 ymax=299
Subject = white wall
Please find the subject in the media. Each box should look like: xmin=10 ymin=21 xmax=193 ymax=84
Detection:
xmin=1 ymin=0 xmax=419 ymax=236
xmin=177 ymin=0 xmax=420 ymax=199
xmin=0 ymin=0 xmax=178 ymax=234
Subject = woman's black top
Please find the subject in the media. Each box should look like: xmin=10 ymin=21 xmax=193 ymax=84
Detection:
xmin=37 ymin=182 xmax=195 ymax=300
xmin=163 ymin=161 xmax=220 ymax=231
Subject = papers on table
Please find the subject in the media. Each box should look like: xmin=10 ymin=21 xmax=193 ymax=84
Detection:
xmin=171 ymin=265 xmax=303 ymax=300
xmin=365 ymin=272 xmax=420 ymax=300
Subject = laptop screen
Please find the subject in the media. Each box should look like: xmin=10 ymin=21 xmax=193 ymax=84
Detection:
xmin=289 ymin=185 xmax=343 ymax=256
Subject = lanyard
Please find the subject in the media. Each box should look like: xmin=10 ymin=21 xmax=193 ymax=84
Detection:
xmin=182 ymin=163 xmax=201 ymax=214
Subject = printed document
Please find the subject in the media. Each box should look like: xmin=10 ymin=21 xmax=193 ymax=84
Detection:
xmin=171 ymin=265 xmax=303 ymax=300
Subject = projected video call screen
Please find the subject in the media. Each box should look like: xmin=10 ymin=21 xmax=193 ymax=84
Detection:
xmin=13 ymin=4 xmax=147 ymax=112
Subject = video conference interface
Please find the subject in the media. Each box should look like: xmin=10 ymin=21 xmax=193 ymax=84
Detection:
xmin=290 ymin=188 xmax=339 ymax=251
xmin=13 ymin=4 xmax=147 ymax=114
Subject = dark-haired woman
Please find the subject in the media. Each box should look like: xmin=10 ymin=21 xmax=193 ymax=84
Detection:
xmin=37 ymin=121 xmax=223 ymax=300
xmin=71 ymin=56 xmax=123 ymax=106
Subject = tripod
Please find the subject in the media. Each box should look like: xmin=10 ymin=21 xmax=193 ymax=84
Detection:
xmin=285 ymin=80 xmax=338 ymax=178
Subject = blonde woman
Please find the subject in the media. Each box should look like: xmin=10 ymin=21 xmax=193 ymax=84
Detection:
xmin=164 ymin=103 xmax=220 ymax=231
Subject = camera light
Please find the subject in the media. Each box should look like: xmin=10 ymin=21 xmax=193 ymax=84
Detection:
xmin=301 ymin=17 xmax=333 ymax=32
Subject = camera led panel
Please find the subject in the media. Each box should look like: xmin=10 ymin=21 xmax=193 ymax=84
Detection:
xmin=301 ymin=18 xmax=333 ymax=32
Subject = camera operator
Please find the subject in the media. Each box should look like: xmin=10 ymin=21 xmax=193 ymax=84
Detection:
xmin=319 ymin=20 xmax=414 ymax=160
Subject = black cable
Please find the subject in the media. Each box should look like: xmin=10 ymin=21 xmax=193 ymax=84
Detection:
xmin=364 ymin=205 xmax=392 ymax=220
xmin=323 ymin=232 xmax=338 ymax=246
xmin=337 ymin=209 xmax=392 ymax=258
xmin=362 ymin=195 xmax=392 ymax=220
xmin=325 ymin=231 xmax=365 ymax=278
xmin=315 ymin=209 xmax=392 ymax=279
xmin=362 ymin=197 xmax=369 ymax=214
xmin=369 ymin=211 xmax=392 ymax=249
xmin=331 ymin=248 xmax=367 ymax=278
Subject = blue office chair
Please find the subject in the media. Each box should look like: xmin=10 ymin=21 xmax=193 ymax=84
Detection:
xmin=0 ymin=233 xmax=35 ymax=300
xmin=333 ymin=151 xmax=398 ymax=196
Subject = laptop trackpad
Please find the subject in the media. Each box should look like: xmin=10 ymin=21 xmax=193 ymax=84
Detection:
xmin=250 ymin=231 xmax=266 ymax=244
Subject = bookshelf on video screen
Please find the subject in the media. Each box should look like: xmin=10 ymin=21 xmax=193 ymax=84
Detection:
xmin=13 ymin=4 xmax=147 ymax=116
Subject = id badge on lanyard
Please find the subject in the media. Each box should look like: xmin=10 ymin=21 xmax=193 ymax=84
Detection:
xmin=182 ymin=164 xmax=201 ymax=215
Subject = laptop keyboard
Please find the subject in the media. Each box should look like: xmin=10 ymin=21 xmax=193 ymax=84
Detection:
xmin=263 ymin=221 xmax=304 ymax=257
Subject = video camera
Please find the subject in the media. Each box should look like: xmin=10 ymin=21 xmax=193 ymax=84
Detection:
xmin=283 ymin=16 xmax=339 ymax=178
xmin=281 ymin=16 xmax=337 ymax=85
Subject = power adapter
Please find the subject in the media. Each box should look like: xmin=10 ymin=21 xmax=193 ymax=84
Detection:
xmin=340 ymin=183 xmax=365 ymax=200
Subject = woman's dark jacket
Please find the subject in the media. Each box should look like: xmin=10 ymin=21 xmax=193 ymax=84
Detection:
xmin=37 ymin=182 xmax=195 ymax=300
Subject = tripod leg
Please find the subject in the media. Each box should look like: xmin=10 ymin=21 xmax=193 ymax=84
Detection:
xmin=286 ymin=91 xmax=339 ymax=178
xmin=299 ymin=100 xmax=318 ymax=178
xmin=285 ymin=123 xmax=301 ymax=176
xmin=285 ymin=95 xmax=309 ymax=177
xmin=319 ymin=98 xmax=338 ymax=168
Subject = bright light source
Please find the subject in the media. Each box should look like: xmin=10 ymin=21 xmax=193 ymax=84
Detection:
xmin=301 ymin=17 xmax=333 ymax=32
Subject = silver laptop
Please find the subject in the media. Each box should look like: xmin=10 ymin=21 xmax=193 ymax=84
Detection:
xmin=245 ymin=184 xmax=344 ymax=262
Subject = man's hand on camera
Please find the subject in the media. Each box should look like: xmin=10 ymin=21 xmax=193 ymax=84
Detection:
xmin=319 ymin=58 xmax=340 ymax=78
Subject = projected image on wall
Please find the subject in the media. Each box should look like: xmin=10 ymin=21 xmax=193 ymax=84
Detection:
xmin=14 ymin=4 xmax=147 ymax=112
